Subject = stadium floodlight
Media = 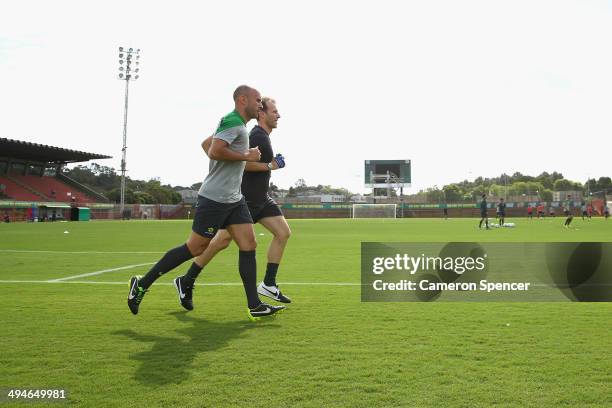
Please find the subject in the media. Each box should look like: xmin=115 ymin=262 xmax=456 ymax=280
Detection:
xmin=117 ymin=46 xmax=141 ymax=218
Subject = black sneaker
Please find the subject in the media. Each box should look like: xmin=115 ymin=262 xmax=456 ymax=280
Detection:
xmin=247 ymin=302 xmax=285 ymax=321
xmin=173 ymin=276 xmax=194 ymax=311
xmin=127 ymin=276 xmax=148 ymax=315
xmin=257 ymin=282 xmax=292 ymax=303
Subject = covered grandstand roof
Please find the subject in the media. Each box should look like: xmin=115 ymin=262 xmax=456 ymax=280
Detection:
xmin=0 ymin=138 xmax=112 ymax=164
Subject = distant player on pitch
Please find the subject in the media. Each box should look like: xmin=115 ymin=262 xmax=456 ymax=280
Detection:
xmin=497 ymin=198 xmax=506 ymax=226
xmin=563 ymin=195 xmax=574 ymax=228
xmin=479 ymin=194 xmax=489 ymax=229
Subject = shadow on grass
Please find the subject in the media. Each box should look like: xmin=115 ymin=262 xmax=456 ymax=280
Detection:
xmin=114 ymin=311 xmax=281 ymax=385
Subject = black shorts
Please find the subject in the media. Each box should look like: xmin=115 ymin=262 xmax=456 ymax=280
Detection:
xmin=192 ymin=196 xmax=253 ymax=238
xmin=247 ymin=197 xmax=283 ymax=223
xmin=480 ymin=212 xmax=488 ymax=218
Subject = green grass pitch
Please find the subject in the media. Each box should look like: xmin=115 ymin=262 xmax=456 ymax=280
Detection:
xmin=1 ymin=218 xmax=611 ymax=407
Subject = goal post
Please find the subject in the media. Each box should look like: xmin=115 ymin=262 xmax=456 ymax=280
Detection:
xmin=352 ymin=204 xmax=397 ymax=219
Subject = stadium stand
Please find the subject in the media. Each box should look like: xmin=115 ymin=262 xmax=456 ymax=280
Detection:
xmin=0 ymin=176 xmax=45 ymax=201
xmin=0 ymin=138 xmax=111 ymax=204
xmin=10 ymin=175 xmax=100 ymax=203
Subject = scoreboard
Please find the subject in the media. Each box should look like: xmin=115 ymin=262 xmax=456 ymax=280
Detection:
xmin=364 ymin=160 xmax=411 ymax=188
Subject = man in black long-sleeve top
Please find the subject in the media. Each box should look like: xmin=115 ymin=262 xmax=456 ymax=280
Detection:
xmin=479 ymin=194 xmax=489 ymax=230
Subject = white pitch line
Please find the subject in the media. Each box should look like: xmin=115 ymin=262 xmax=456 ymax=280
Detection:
xmin=0 ymin=250 xmax=163 ymax=254
xmin=0 ymin=280 xmax=361 ymax=286
xmin=48 ymin=262 xmax=156 ymax=282
xmin=3 ymin=280 xmax=606 ymax=288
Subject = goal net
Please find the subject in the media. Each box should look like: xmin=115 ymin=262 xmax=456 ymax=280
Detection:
xmin=352 ymin=204 xmax=397 ymax=219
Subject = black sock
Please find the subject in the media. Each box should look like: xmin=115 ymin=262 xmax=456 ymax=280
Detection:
xmin=183 ymin=262 xmax=203 ymax=286
xmin=264 ymin=263 xmax=279 ymax=287
xmin=479 ymin=219 xmax=483 ymax=228
xmin=140 ymin=244 xmax=193 ymax=289
xmin=238 ymin=250 xmax=260 ymax=309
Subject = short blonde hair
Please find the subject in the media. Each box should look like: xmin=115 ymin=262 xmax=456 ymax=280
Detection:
xmin=261 ymin=97 xmax=276 ymax=113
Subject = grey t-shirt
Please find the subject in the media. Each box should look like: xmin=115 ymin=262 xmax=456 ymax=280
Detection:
xmin=198 ymin=110 xmax=248 ymax=203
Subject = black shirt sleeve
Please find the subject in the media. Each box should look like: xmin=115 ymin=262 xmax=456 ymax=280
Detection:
xmin=249 ymin=128 xmax=273 ymax=163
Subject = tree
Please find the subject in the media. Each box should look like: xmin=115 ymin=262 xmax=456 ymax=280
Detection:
xmin=471 ymin=185 xmax=486 ymax=201
xmin=597 ymin=177 xmax=611 ymax=191
xmin=425 ymin=187 xmax=444 ymax=203
xmin=509 ymin=182 xmax=528 ymax=195
xmin=133 ymin=191 xmax=155 ymax=204
xmin=488 ymin=184 xmax=505 ymax=197
xmin=442 ymin=184 xmax=462 ymax=202
xmin=585 ymin=178 xmax=598 ymax=194
xmin=143 ymin=179 xmax=181 ymax=204
xmin=535 ymin=172 xmax=554 ymax=189
xmin=541 ymin=189 xmax=553 ymax=202
xmin=511 ymin=172 xmax=524 ymax=182
xmin=107 ymin=188 xmax=135 ymax=204
xmin=550 ymin=172 xmax=564 ymax=182
xmin=553 ymin=179 xmax=575 ymax=191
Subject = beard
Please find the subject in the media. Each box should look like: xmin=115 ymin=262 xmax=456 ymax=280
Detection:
xmin=246 ymin=106 xmax=258 ymax=120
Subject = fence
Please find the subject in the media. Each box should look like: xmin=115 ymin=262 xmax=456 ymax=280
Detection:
xmin=0 ymin=200 xmax=191 ymax=222
xmin=0 ymin=200 xmax=603 ymax=222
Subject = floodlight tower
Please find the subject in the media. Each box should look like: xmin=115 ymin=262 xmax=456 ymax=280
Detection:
xmin=586 ymin=174 xmax=591 ymax=201
xmin=117 ymin=46 xmax=141 ymax=217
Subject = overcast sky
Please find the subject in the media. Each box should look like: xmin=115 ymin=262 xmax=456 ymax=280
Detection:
xmin=1 ymin=0 xmax=610 ymax=194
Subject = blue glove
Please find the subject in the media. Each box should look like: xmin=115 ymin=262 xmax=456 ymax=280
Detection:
xmin=274 ymin=153 xmax=286 ymax=169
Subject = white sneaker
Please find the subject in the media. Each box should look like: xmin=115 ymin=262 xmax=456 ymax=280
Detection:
xmin=257 ymin=282 xmax=292 ymax=303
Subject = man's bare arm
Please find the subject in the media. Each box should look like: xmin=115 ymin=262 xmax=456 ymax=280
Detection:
xmin=201 ymin=135 xmax=214 ymax=157
xmin=208 ymin=139 xmax=261 ymax=162
xmin=244 ymin=161 xmax=279 ymax=172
